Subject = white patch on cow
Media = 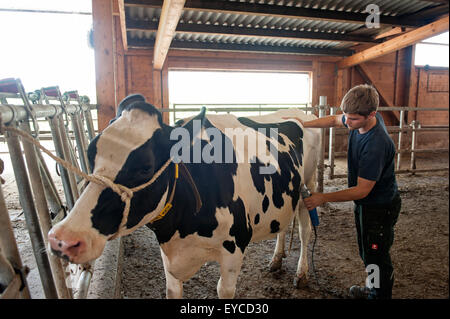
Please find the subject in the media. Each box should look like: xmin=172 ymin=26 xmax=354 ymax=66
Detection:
xmin=160 ymin=230 xmax=222 ymax=281
xmin=94 ymin=109 xmax=161 ymax=180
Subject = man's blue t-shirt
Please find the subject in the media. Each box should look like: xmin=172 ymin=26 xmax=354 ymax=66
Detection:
xmin=342 ymin=113 xmax=398 ymax=205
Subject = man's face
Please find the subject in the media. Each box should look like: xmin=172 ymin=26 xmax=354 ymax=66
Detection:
xmin=343 ymin=112 xmax=374 ymax=130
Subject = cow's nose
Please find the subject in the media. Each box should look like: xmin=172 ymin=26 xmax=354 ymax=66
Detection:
xmin=48 ymin=230 xmax=84 ymax=260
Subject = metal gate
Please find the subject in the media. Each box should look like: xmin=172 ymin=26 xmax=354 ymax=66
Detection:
xmin=0 ymin=78 xmax=96 ymax=299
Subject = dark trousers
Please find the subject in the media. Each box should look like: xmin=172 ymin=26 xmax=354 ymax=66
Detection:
xmin=354 ymin=193 xmax=401 ymax=299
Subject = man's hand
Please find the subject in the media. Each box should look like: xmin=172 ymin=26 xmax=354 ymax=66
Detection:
xmin=303 ymin=192 xmax=326 ymax=211
xmin=302 ymin=177 xmax=376 ymax=210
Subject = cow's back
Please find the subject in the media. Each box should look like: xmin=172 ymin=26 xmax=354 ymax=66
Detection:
xmin=205 ymin=109 xmax=321 ymax=184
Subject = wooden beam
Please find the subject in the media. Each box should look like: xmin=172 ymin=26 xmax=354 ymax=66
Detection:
xmin=374 ymin=27 xmax=407 ymax=40
xmin=126 ymin=18 xmax=381 ymax=44
xmin=124 ymin=0 xmax=424 ymax=28
xmin=153 ymin=0 xmax=185 ymax=70
xmin=92 ymin=0 xmax=116 ymax=131
xmin=118 ymin=0 xmax=128 ymax=51
xmin=356 ymin=63 xmax=400 ymax=123
xmin=338 ymin=15 xmax=449 ymax=69
xmin=129 ymin=37 xmax=353 ymax=56
xmin=356 ymin=64 xmax=395 ymax=107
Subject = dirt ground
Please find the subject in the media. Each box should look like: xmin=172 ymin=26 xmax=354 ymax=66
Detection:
xmin=1 ymin=151 xmax=448 ymax=299
xmin=120 ymin=154 xmax=449 ymax=299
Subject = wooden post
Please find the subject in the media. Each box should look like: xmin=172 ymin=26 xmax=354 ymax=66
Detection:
xmin=318 ymin=96 xmax=327 ymax=193
xmin=396 ymin=110 xmax=405 ymax=171
xmin=92 ymin=0 xmax=116 ymax=131
xmin=328 ymin=106 xmax=336 ymax=179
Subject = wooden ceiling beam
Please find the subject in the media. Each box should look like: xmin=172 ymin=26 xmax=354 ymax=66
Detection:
xmin=338 ymin=15 xmax=449 ymax=69
xmin=124 ymin=0 xmax=424 ymax=28
xmin=126 ymin=18 xmax=381 ymax=44
xmin=374 ymin=27 xmax=408 ymax=40
xmin=153 ymin=0 xmax=186 ymax=70
xmin=128 ymin=37 xmax=353 ymax=56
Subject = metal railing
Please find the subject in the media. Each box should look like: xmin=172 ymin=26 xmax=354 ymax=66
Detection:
xmin=0 ymin=78 xmax=97 ymax=299
xmin=326 ymin=105 xmax=449 ymax=179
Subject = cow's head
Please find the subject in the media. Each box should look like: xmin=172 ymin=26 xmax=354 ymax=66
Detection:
xmin=48 ymin=98 xmax=193 ymax=264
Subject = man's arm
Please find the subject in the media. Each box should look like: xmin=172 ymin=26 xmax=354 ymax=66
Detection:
xmin=283 ymin=114 xmax=344 ymax=129
xmin=303 ymin=177 xmax=376 ymax=211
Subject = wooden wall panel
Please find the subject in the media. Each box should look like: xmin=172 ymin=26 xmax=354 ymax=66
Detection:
xmin=125 ymin=54 xmax=154 ymax=103
xmin=315 ymin=62 xmax=336 ymax=109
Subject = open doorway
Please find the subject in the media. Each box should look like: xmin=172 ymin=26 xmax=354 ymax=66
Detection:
xmin=168 ymin=71 xmax=311 ymax=125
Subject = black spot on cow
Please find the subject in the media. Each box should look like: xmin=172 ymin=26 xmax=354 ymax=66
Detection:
xmin=238 ymin=117 xmax=304 ymax=212
xmin=228 ymin=197 xmax=252 ymax=253
xmin=87 ymin=133 xmax=99 ymax=171
xmin=152 ymin=117 xmax=239 ymax=244
xmin=262 ymin=195 xmax=269 ymax=213
xmin=254 ymin=213 xmax=260 ymax=225
xmin=223 ymin=240 xmax=236 ymax=254
xmin=270 ymin=220 xmax=280 ymax=233
xmin=249 ymin=157 xmax=266 ymax=195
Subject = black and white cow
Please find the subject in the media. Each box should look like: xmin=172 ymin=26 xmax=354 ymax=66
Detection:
xmin=48 ymin=99 xmax=321 ymax=298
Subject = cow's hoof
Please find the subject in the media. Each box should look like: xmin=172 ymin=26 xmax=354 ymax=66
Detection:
xmin=293 ymin=275 xmax=308 ymax=288
xmin=268 ymin=259 xmax=282 ymax=272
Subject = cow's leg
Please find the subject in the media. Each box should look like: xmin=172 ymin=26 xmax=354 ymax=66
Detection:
xmin=294 ymin=205 xmax=312 ymax=288
xmin=217 ymin=251 xmax=244 ymax=299
xmin=161 ymin=250 xmax=183 ymax=299
xmin=269 ymin=230 xmax=286 ymax=271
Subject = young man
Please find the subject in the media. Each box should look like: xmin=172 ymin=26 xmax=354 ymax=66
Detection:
xmin=285 ymin=84 xmax=401 ymax=299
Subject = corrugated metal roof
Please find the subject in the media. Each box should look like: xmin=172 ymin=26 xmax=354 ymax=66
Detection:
xmin=124 ymin=0 xmax=447 ymax=55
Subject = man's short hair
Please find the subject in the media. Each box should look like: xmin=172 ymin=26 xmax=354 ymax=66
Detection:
xmin=340 ymin=84 xmax=379 ymax=116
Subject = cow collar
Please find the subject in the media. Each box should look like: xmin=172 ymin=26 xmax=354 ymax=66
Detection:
xmin=148 ymin=162 xmax=179 ymax=223
xmin=150 ymin=162 xmax=203 ymax=223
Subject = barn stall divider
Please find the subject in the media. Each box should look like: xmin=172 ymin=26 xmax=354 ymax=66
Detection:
xmin=0 ymin=78 xmax=102 ymax=299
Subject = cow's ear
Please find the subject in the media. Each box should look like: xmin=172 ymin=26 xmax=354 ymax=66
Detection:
xmin=185 ymin=106 xmax=206 ymax=142
xmin=116 ymin=94 xmax=146 ymax=117
xmin=108 ymin=94 xmax=147 ymax=126
xmin=195 ymin=106 xmax=207 ymax=126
